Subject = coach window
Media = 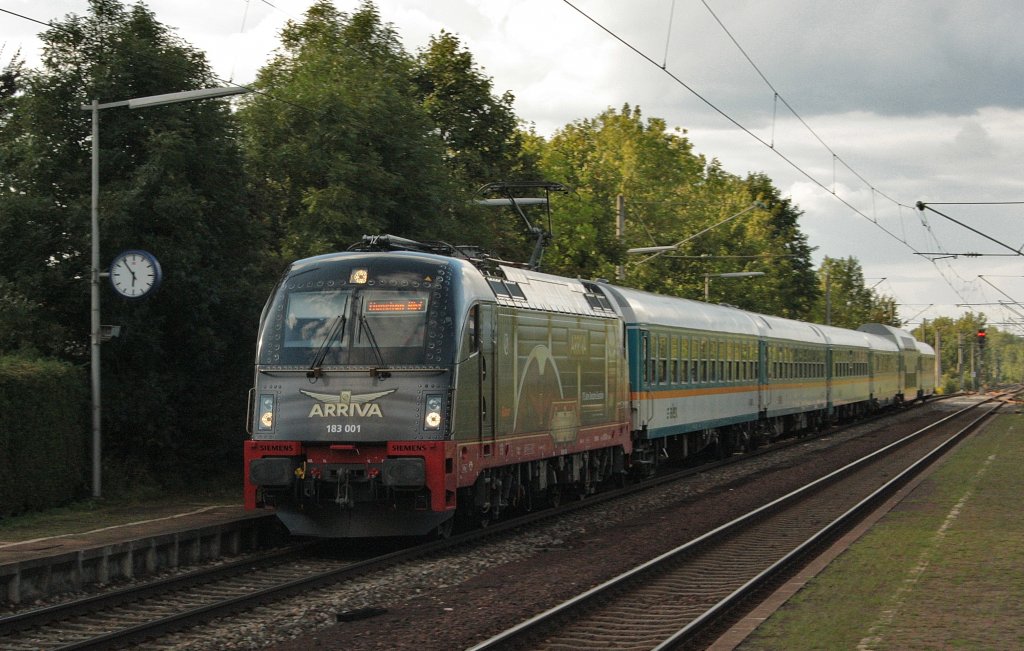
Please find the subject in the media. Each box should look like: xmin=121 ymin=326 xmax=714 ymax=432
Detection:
xmin=753 ymin=343 xmax=759 ymax=380
xmin=682 ymin=336 xmax=692 ymax=384
xmin=731 ymin=341 xmax=738 ymax=382
xmin=648 ymin=335 xmax=656 ymax=385
xmin=742 ymin=343 xmax=747 ymax=380
xmin=640 ymin=332 xmax=649 ymax=387
xmin=709 ymin=339 xmax=718 ymax=382
xmin=735 ymin=343 xmax=742 ymax=381
xmin=648 ymin=334 xmax=657 ymax=385
xmin=721 ymin=339 xmax=728 ymax=382
xmin=725 ymin=341 xmax=733 ymax=382
xmin=699 ymin=338 xmax=708 ymax=383
xmin=712 ymin=339 xmax=719 ymax=382
xmin=663 ymin=335 xmax=671 ymax=386
xmin=670 ymin=336 xmax=679 ymax=384
xmin=652 ymin=334 xmax=660 ymax=385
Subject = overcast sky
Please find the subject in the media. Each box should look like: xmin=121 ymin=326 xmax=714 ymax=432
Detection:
xmin=4 ymin=0 xmax=1024 ymax=329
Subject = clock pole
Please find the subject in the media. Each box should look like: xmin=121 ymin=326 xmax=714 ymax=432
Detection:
xmin=82 ymin=86 xmax=249 ymax=499
xmin=89 ymin=99 xmax=102 ymax=498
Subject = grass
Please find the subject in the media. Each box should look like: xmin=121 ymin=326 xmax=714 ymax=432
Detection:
xmin=0 ymin=478 xmax=243 ymax=543
xmin=742 ymin=412 xmax=1024 ymax=650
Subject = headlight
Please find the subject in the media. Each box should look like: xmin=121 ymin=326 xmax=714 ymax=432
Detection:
xmin=424 ymin=394 xmax=443 ymax=430
xmin=258 ymin=394 xmax=275 ymax=431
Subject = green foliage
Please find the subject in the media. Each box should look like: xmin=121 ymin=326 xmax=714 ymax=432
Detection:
xmin=914 ymin=314 xmax=1024 ymax=391
xmin=0 ymin=0 xmax=269 ymax=492
xmin=239 ymin=1 xmax=458 ymax=261
xmin=811 ymin=256 xmax=898 ymax=329
xmin=741 ymin=173 xmax=819 ymax=319
xmin=0 ymin=355 xmax=88 ymax=516
xmin=540 ymin=104 xmax=705 ymax=281
xmin=535 ymin=106 xmax=819 ymax=318
xmin=0 ymin=0 xmax=863 ymax=505
xmin=412 ymin=30 xmax=541 ymax=260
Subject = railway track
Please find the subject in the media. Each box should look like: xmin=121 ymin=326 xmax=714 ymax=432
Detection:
xmin=0 ymin=541 xmax=362 ymax=650
xmin=467 ymin=395 xmax=1003 ymax=651
xmin=0 ymin=399 xmax=965 ymax=650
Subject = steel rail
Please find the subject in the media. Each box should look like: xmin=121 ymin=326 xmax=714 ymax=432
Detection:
xmin=466 ymin=395 xmax=1002 ymax=651
xmin=660 ymin=397 xmax=1002 ymax=650
xmin=0 ymin=398 xmax=955 ymax=650
xmin=0 ymin=542 xmax=317 ymax=634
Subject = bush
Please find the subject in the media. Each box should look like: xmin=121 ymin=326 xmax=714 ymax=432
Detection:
xmin=0 ymin=355 xmax=89 ymax=516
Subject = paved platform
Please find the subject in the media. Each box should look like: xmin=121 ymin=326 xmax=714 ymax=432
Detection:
xmin=0 ymin=505 xmax=284 ymax=604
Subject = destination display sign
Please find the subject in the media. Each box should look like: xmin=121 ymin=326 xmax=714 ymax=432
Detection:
xmin=366 ymin=298 xmax=428 ymax=313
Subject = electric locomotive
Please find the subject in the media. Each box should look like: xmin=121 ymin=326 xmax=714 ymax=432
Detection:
xmin=244 ymin=235 xmax=631 ymax=537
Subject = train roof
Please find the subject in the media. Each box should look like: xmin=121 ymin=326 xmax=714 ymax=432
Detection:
xmin=596 ymin=283 xmax=905 ymax=352
xmin=283 ymin=249 xmax=496 ymax=303
xmin=598 ymin=283 xmax=840 ymax=346
xmin=753 ymin=312 xmax=829 ymax=345
xmin=809 ymin=322 xmax=900 ymax=353
xmin=916 ymin=340 xmax=936 ymax=356
xmin=489 ymin=265 xmax=619 ymax=318
xmin=598 ymin=283 xmax=763 ymax=336
xmin=857 ymin=323 xmax=920 ymax=352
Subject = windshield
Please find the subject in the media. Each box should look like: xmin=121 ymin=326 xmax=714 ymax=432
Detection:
xmin=261 ymin=287 xmax=433 ymax=366
xmin=285 ymin=291 xmax=350 ymax=350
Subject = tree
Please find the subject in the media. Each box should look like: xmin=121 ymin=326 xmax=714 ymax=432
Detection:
xmin=539 ymin=104 xmax=706 ymax=281
xmin=810 ymin=256 xmax=901 ymax=329
xmin=739 ymin=173 xmax=818 ymax=319
xmin=535 ymin=105 xmax=822 ymax=319
xmin=239 ymin=1 xmax=458 ymax=261
xmin=0 ymin=0 xmax=266 ymax=486
xmin=412 ymin=30 xmax=542 ymax=260
xmin=911 ymin=312 xmax=1021 ymax=392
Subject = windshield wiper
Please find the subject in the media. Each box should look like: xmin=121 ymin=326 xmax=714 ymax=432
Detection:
xmin=307 ymin=313 xmax=347 ymax=379
xmin=358 ymin=314 xmax=391 ymax=379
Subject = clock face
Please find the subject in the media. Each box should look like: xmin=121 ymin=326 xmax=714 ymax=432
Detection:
xmin=109 ymin=250 xmax=162 ymax=299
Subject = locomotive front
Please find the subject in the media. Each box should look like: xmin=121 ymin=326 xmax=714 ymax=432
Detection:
xmin=244 ymin=251 xmax=476 ymax=537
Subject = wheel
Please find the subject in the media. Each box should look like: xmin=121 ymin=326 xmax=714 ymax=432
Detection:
xmin=547 ymin=486 xmax=562 ymax=508
xmin=435 ymin=517 xmax=454 ymax=539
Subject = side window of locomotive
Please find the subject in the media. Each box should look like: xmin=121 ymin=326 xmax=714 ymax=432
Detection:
xmin=460 ymin=305 xmax=480 ymax=360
